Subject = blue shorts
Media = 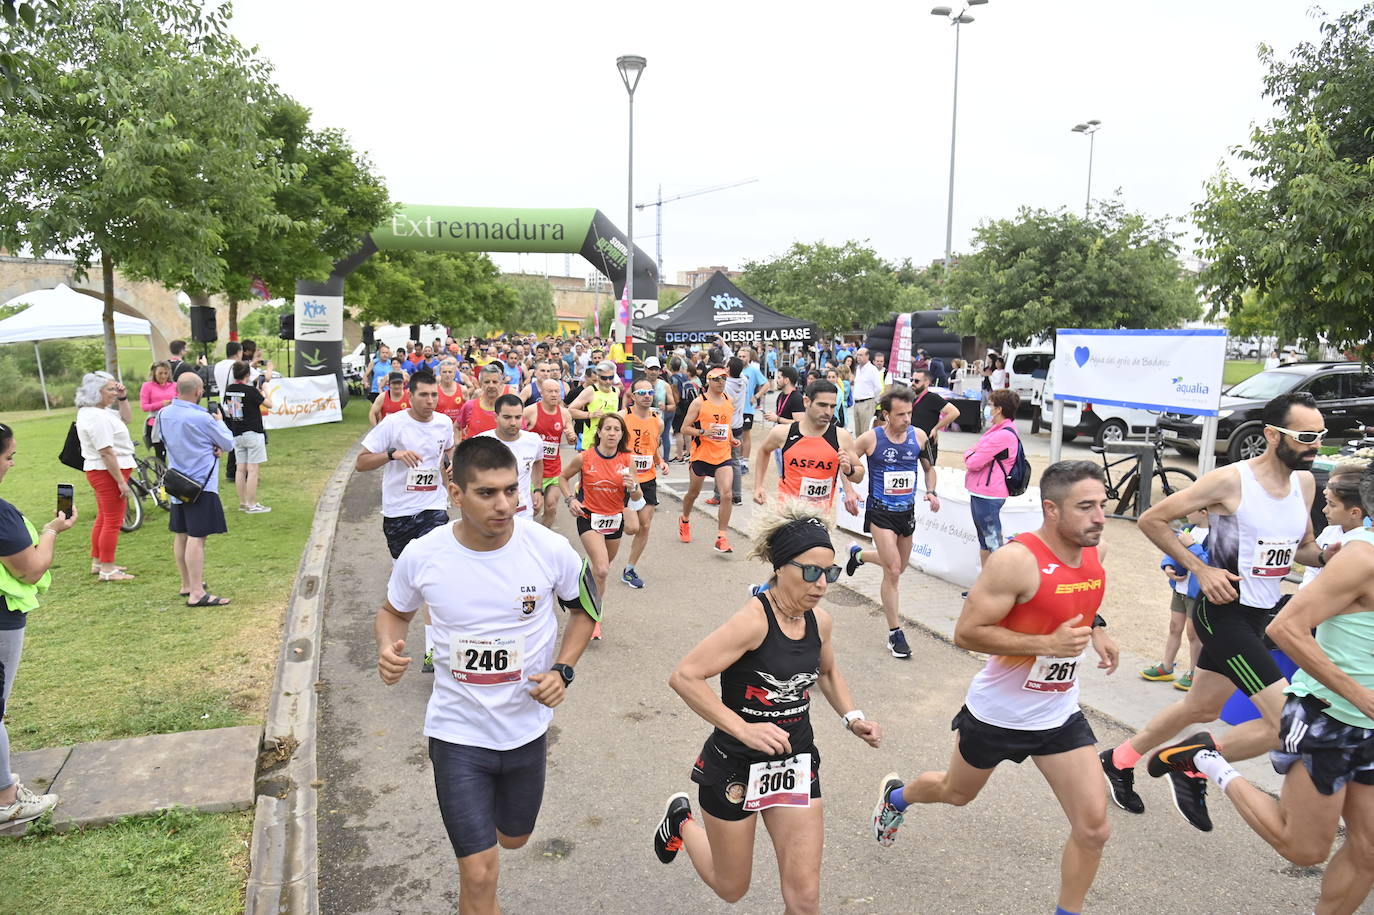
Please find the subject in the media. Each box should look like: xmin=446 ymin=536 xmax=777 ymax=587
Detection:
xmin=969 ymin=495 xmax=1005 ymax=551
xmin=430 ymin=733 xmax=548 ymax=857
xmin=382 ymin=509 xmax=450 ymax=560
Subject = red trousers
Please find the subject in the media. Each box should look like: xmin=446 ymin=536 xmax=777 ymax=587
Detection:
xmin=85 ymin=467 xmax=131 ymax=564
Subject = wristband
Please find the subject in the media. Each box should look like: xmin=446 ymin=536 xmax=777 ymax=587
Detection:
xmin=841 ymin=709 xmax=865 ymax=731
xmin=116 ymin=396 xmax=128 ymax=401
xmin=1317 ymin=547 xmax=1329 ymax=567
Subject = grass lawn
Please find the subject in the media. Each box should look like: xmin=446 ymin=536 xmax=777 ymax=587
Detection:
xmin=1223 ymin=359 xmax=1264 ymax=386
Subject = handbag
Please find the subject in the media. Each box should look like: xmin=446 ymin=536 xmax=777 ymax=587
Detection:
xmin=163 ymin=459 xmax=217 ymax=504
xmin=59 ymin=423 xmax=84 ymax=471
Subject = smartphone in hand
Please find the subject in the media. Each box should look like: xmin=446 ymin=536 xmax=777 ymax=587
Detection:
xmin=57 ymin=484 xmax=74 ymax=519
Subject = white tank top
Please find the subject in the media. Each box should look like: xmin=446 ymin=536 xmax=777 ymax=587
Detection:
xmin=1206 ymin=462 xmax=1308 ymax=609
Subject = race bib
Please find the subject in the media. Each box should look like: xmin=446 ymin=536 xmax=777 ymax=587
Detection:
xmin=632 ymin=454 xmax=653 ymax=473
xmin=450 ymin=635 xmax=524 ymax=685
xmin=1252 ymin=538 xmax=1298 ymax=578
xmin=883 ymin=471 xmax=915 ymax=496
xmin=405 ymin=466 xmax=441 ymax=492
xmin=708 ymin=423 xmax=729 ymax=441
xmin=798 ymin=476 xmax=833 ymax=501
xmin=542 ymin=440 xmax=559 ymax=459
xmin=1023 ymin=653 xmax=1084 ymax=693
xmin=590 ymin=512 xmax=622 ymax=534
xmin=743 ymin=754 xmax=812 ymax=811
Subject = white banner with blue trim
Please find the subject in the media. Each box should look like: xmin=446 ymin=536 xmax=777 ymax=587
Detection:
xmin=1053 ymin=329 xmax=1226 ymax=416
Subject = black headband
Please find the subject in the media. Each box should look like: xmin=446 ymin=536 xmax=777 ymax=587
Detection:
xmin=770 ymin=517 xmax=833 ymax=569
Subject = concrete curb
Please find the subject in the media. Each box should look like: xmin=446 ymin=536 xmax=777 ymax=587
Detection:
xmin=244 ymin=442 xmax=361 ymax=915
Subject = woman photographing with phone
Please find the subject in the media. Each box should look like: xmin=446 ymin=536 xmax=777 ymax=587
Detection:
xmin=0 ymin=422 xmax=77 ymax=826
xmin=75 ymin=371 xmax=136 ymax=581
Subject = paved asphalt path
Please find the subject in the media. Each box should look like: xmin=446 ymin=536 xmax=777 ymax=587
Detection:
xmin=317 ymin=469 xmax=1357 ymax=915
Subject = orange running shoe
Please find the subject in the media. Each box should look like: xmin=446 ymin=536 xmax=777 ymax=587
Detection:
xmin=678 ymin=517 xmax=691 ymax=542
xmin=714 ymin=533 xmax=732 ymax=554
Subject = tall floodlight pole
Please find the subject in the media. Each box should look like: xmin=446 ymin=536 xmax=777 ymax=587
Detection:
xmin=1071 ymin=119 xmax=1102 ymax=217
xmin=617 ymin=54 xmax=646 ymax=355
xmin=932 ymin=1 xmax=988 ymax=274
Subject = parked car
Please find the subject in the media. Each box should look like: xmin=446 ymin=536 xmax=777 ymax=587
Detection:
xmin=1005 ymin=345 xmax=1053 ymax=406
xmin=1160 ymin=362 xmax=1374 ymax=463
xmin=1042 ymin=359 xmax=1162 ymax=447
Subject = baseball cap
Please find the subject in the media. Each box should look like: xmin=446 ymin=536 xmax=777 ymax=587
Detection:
xmin=643 ymin=356 xmax=662 ymax=369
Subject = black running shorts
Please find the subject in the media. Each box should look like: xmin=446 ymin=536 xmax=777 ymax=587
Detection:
xmin=863 ymin=507 xmax=916 ymax=539
xmin=575 ymin=512 xmax=624 ymax=540
xmin=690 ymin=735 xmax=822 ymax=822
xmin=1270 ymin=695 xmax=1374 ymax=796
xmin=691 ymin=459 xmax=732 ymax=479
xmin=430 ymin=733 xmax=547 ymax=858
xmin=952 ymin=705 xmax=1097 ymax=770
xmin=1192 ymin=598 xmax=1285 ymax=697
xmin=638 ymin=478 xmax=658 ymax=507
xmin=382 ymin=509 xmax=451 ymax=560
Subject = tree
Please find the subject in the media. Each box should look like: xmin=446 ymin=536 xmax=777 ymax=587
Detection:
xmin=0 ymin=0 xmax=284 ymax=375
xmin=346 ymin=250 xmax=518 ymax=331
xmin=0 ymin=0 xmax=54 ymax=99
xmin=498 ymin=274 xmax=556 ymax=335
xmin=738 ymin=240 xmax=902 ymax=333
xmin=1194 ymin=4 xmax=1374 ymax=355
xmin=942 ymin=200 xmax=1200 ymax=346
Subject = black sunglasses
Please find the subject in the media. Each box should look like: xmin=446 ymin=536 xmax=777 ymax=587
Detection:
xmin=786 ymin=561 xmax=841 ymax=583
xmin=599 ymin=375 xmax=615 ymax=382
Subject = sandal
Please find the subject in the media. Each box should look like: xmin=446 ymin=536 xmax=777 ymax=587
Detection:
xmin=179 ymin=582 xmax=209 ymax=598
xmin=186 ymin=593 xmax=231 ymax=607
xmin=98 ymin=570 xmax=136 ymax=581
xmin=93 ymin=565 xmax=127 ymax=575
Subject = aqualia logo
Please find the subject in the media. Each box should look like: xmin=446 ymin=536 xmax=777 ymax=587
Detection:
xmin=1172 ymin=376 xmax=1210 ymax=396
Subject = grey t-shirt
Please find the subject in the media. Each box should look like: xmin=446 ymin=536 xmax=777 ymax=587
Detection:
xmin=725 ymin=376 xmax=746 ymax=430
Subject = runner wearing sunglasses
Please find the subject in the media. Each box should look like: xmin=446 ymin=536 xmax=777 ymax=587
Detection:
xmin=679 ymin=365 xmax=739 ymax=554
xmin=621 ymin=380 xmax=668 ymax=589
xmin=1100 ymin=392 xmax=1326 ymax=832
xmin=568 ymin=361 xmax=622 ymax=451
xmin=652 ymin=506 xmax=882 ymax=913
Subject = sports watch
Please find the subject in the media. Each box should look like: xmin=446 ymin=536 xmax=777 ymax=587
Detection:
xmin=551 ymin=663 xmax=575 ymax=687
xmin=386 ymin=447 xmax=397 ymax=461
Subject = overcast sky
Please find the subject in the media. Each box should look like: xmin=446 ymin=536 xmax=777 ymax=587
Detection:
xmin=226 ymin=0 xmax=1363 ymax=286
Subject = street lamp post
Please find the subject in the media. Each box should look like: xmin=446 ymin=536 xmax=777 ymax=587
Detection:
xmin=1071 ymin=119 xmax=1102 ymax=217
xmin=932 ymin=0 xmax=988 ymax=274
xmin=616 ymin=54 xmax=646 ymax=359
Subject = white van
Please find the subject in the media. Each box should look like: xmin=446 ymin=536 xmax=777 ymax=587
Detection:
xmin=1003 ymin=343 xmax=1053 ymax=407
xmin=1042 ymin=358 xmax=1161 ymax=447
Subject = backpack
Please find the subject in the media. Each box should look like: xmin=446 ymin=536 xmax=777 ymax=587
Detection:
xmin=1000 ymin=434 xmax=1032 ymax=496
xmin=674 ymin=373 xmax=700 ymax=411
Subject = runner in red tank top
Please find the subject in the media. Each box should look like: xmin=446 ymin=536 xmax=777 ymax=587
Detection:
xmin=869 ymin=460 xmax=1120 ymax=915
xmin=435 ymin=357 xmax=466 ymax=427
xmin=457 ymin=363 xmax=506 ymax=442
xmin=368 ymin=372 xmax=411 ymax=426
xmin=523 ymin=378 xmax=575 ymax=528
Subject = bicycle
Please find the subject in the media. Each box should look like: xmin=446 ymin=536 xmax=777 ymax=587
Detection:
xmin=1090 ymin=431 xmax=1197 ymax=519
xmin=120 ymin=448 xmax=171 ymax=533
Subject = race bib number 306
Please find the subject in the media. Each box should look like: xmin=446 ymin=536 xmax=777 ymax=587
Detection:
xmin=743 ymin=753 xmax=812 ymax=811
xmin=451 ymin=635 xmax=524 ymax=685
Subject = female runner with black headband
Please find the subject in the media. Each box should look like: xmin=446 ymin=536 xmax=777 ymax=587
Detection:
xmin=652 ymin=503 xmax=883 ymax=914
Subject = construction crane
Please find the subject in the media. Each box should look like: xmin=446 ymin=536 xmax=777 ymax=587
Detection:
xmin=636 ymin=178 xmax=759 ymax=281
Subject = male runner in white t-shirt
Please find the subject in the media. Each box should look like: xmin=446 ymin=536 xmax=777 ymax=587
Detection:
xmin=477 ymin=393 xmax=543 ymax=518
xmin=376 ymin=436 xmax=599 ymax=915
xmin=357 ymin=369 xmax=454 ymax=671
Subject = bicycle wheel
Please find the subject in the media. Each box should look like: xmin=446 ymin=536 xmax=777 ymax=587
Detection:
xmin=122 ymin=482 xmax=146 ymax=532
xmin=1148 ymin=466 xmax=1198 ymax=508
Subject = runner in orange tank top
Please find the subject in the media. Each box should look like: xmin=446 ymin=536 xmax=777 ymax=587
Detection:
xmin=869 ymin=460 xmax=1120 ymax=915
xmin=679 ymin=365 xmax=738 ymax=554
xmin=557 ymin=414 xmax=641 ymax=641
xmin=621 ymin=378 xmax=669 ymax=588
xmin=753 ymin=378 xmax=863 ymax=513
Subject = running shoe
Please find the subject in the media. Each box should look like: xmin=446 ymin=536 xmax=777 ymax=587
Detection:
xmin=1174 ymin=670 xmax=1194 ymax=691
xmin=1139 ymin=663 xmax=1176 ymax=682
xmin=714 ymin=534 xmax=732 ymax=554
xmin=653 ymin=792 xmax=693 ymax=864
xmin=591 ymin=621 xmax=603 ymax=641
xmin=244 ymin=503 xmax=273 ymax=514
xmin=621 ymin=567 xmax=645 ymax=589
xmin=1146 ymin=731 xmax=1218 ymax=778
xmin=1099 ymin=749 xmax=1145 ymax=813
xmin=0 ymin=783 xmax=57 ymax=826
xmin=871 ymin=772 xmax=906 ymax=847
xmin=731 ymin=496 xmax=743 ymax=505
xmin=678 ymin=517 xmax=691 ymax=543
xmin=739 ymin=461 xmax=749 ymax=476
xmin=888 ymin=629 xmax=912 ymax=659
xmin=1164 ymin=770 xmax=1213 ymax=832
xmin=422 ymin=649 xmax=434 ymax=674
xmin=705 ymin=495 xmax=721 ymax=506
xmin=845 ymin=543 xmax=864 ymax=577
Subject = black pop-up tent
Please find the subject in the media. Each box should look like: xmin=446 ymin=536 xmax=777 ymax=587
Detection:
xmin=651 ymin=271 xmax=817 ymax=347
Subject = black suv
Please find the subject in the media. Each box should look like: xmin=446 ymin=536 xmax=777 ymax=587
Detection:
xmin=1159 ymin=362 xmax=1374 ymax=463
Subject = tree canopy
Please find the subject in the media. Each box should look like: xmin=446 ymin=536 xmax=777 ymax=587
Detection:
xmin=738 ymin=240 xmax=903 ymax=334
xmin=345 ymin=250 xmax=518 ymax=331
xmin=942 ymin=200 xmax=1200 ymax=346
xmin=1194 ymin=3 xmax=1374 ymax=354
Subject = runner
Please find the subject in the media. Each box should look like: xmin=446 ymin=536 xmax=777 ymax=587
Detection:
xmin=455 ymin=363 xmax=506 ymax=442
xmin=621 ymin=378 xmax=669 ymax=589
xmin=1150 ymin=501 xmax=1374 ymax=915
xmin=523 ymin=378 xmax=576 ymax=528
xmin=679 ymin=365 xmax=737 ymax=554
xmin=521 ymin=360 xmax=554 ymax=407
xmin=368 ymin=372 xmax=410 ymax=426
xmin=652 ymin=506 xmax=882 ymax=914
xmin=356 ymin=369 xmax=454 ymax=674
xmin=476 ymin=394 xmax=543 ymax=520
xmin=752 ymin=379 xmax=864 ymax=513
xmin=435 ymin=357 xmax=466 ymax=428
xmin=870 ymin=460 xmax=1118 ymax=915
xmin=842 ymin=385 xmax=940 ymax=660
xmin=568 ymin=361 xmax=622 ymax=451
xmin=557 ymin=413 xmax=640 ymax=641
xmin=1099 ymin=392 xmax=1324 ymax=830
xmin=375 ymin=436 xmax=599 ymax=915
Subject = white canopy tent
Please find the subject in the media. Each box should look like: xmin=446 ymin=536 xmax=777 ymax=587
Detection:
xmin=0 ymin=284 xmax=154 ymax=411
